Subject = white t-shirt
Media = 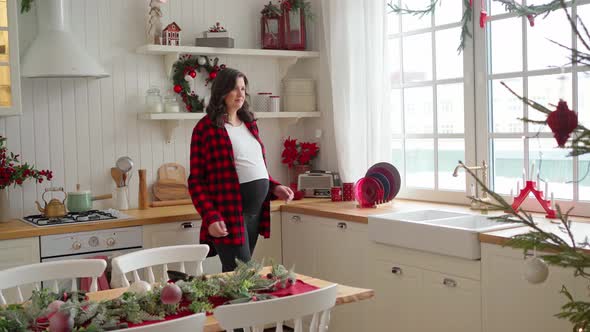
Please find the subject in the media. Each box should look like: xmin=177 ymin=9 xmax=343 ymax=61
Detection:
xmin=224 ymin=122 xmax=269 ymax=184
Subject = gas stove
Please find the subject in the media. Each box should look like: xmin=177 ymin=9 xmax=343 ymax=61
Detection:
xmin=22 ymin=209 xmax=125 ymax=227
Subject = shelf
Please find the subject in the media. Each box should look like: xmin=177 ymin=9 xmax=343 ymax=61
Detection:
xmin=139 ymin=111 xmax=321 ymax=143
xmin=138 ymin=111 xmax=320 ymax=120
xmin=136 ymin=44 xmax=320 ymax=78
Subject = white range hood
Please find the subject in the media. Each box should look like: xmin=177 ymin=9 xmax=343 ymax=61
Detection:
xmin=21 ymin=0 xmax=109 ymax=78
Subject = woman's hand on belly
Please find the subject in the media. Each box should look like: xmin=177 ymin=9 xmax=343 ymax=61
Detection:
xmin=209 ymin=220 xmax=229 ymax=237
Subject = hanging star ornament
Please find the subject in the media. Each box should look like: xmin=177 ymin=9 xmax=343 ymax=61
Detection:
xmin=546 ymin=100 xmax=578 ymax=148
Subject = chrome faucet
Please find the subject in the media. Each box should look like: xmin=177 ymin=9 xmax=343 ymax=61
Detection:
xmin=453 ymin=160 xmax=490 ymax=211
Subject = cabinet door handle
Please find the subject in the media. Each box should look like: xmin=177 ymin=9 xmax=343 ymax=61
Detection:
xmin=337 ymin=222 xmax=347 ymax=229
xmin=180 ymin=222 xmax=194 ymax=229
xmin=443 ymin=278 xmax=457 ymax=287
xmin=290 ymin=215 xmax=301 ymax=223
xmin=391 ymin=266 xmax=403 ymax=275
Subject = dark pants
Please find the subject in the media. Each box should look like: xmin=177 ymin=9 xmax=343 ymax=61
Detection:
xmin=213 ymin=212 xmax=261 ymax=272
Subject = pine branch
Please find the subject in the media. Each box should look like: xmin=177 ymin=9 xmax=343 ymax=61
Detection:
xmin=387 ymin=0 xmax=440 ymax=18
xmin=493 ymin=0 xmax=563 ymax=19
xmin=459 ymin=0 xmax=473 ymax=52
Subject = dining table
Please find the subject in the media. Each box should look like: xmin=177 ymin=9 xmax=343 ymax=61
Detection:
xmin=87 ymin=268 xmax=375 ymax=332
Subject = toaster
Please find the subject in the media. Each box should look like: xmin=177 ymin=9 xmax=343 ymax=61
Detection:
xmin=297 ymin=170 xmax=341 ymax=198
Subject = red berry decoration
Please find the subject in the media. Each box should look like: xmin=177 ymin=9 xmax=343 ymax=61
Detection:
xmin=173 ymin=84 xmax=183 ymax=94
xmin=161 ymin=283 xmax=183 ymax=305
xmin=213 ymin=65 xmax=220 ymax=71
xmin=189 ymin=70 xmax=197 ymax=78
xmin=209 ymin=71 xmax=218 ymax=80
xmin=547 ymin=100 xmax=578 ymax=147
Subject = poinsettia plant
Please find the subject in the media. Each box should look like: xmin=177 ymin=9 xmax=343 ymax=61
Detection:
xmin=0 ymin=136 xmax=52 ymax=190
xmin=281 ymin=137 xmax=319 ymax=168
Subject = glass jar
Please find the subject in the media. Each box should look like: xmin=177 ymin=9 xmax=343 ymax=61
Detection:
xmin=164 ymin=95 xmax=180 ymax=113
xmin=146 ymin=87 xmax=163 ymax=113
xmin=269 ymin=95 xmax=281 ymax=112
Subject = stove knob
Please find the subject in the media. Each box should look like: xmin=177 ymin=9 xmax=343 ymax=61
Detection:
xmin=72 ymin=241 xmax=82 ymax=250
xmin=88 ymin=236 xmax=99 ymax=247
xmin=106 ymin=237 xmax=116 ymax=247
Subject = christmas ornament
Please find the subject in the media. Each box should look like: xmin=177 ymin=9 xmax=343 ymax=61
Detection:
xmin=160 ymin=283 xmax=183 ymax=304
xmin=127 ymin=280 xmax=152 ymax=295
xmin=527 ymin=14 xmax=535 ymax=26
xmin=171 ymin=55 xmax=226 ymax=112
xmin=523 ymin=255 xmax=549 ymax=284
xmin=546 ymin=100 xmax=578 ymax=147
xmin=479 ymin=0 xmax=487 ymax=28
xmin=147 ymin=0 xmax=165 ymax=44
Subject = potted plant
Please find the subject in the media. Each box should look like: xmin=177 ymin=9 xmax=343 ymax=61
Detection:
xmin=281 ymin=137 xmax=319 ymax=185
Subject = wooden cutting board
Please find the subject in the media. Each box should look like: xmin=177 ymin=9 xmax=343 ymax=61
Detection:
xmin=153 ymin=163 xmax=190 ymax=201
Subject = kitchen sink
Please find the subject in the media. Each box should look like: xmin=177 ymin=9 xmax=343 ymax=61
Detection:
xmin=368 ymin=209 xmax=521 ymax=260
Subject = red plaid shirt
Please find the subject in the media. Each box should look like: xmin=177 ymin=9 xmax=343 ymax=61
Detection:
xmin=188 ymin=114 xmax=280 ymax=246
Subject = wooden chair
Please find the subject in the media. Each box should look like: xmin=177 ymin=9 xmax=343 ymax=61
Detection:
xmin=214 ymin=283 xmax=338 ymax=332
xmin=110 ymin=244 xmax=209 ymax=287
xmin=123 ymin=312 xmax=207 ymax=332
xmin=0 ymin=259 xmax=107 ymax=304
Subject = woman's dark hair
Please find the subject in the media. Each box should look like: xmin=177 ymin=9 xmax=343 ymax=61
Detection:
xmin=206 ymin=68 xmax=255 ymax=127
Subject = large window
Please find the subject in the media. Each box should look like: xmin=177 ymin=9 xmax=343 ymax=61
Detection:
xmin=388 ymin=0 xmax=590 ymax=213
xmin=387 ymin=0 xmax=474 ymax=203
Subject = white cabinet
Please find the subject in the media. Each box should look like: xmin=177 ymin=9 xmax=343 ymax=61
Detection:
xmin=367 ymin=242 xmax=482 ymax=332
xmin=0 ymin=0 xmax=21 ymax=117
xmin=482 ymin=243 xmax=581 ymax=332
xmin=0 ymin=237 xmax=40 ymax=302
xmin=252 ymin=211 xmax=282 ymax=264
xmin=281 ymin=212 xmax=369 ymax=332
xmin=142 ymin=220 xmax=222 ymax=275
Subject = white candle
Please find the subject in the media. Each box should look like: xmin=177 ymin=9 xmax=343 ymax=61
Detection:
xmin=470 ymin=184 xmax=476 ymax=197
xmin=510 ymin=189 xmax=514 ymax=198
xmin=516 ymin=180 xmax=520 ymax=194
xmin=536 ymin=171 xmax=540 ymax=186
xmin=530 ymin=162 xmax=535 ymax=182
xmin=522 ymin=168 xmax=526 ymax=184
xmin=551 ymin=192 xmax=554 ymax=209
xmin=545 ymin=180 xmax=548 ymax=196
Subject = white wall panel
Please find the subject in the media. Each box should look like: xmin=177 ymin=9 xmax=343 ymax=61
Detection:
xmin=1 ymin=0 xmax=319 ymax=217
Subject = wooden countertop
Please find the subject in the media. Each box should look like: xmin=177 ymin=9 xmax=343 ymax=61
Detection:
xmin=0 ymin=198 xmax=326 ymax=241
xmin=87 ymin=268 xmax=374 ymax=332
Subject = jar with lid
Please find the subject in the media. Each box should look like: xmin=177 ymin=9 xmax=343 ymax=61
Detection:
xmin=253 ymin=92 xmax=272 ymax=112
xmin=269 ymin=95 xmax=281 ymax=112
xmin=145 ymin=87 xmax=163 ymax=113
xmin=164 ymin=95 xmax=180 ymax=113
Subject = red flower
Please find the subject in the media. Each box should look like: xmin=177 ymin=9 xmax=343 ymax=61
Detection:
xmin=281 ymin=137 xmax=319 ymax=168
xmin=0 ymin=136 xmax=53 ymax=189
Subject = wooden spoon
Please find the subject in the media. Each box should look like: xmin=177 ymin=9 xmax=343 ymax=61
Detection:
xmin=111 ymin=167 xmax=123 ymax=187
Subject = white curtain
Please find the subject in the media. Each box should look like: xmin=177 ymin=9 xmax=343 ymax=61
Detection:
xmin=321 ymin=0 xmax=392 ymax=182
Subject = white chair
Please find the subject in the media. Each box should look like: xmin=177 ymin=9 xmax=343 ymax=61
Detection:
xmin=0 ymin=259 xmax=107 ymax=304
xmin=122 ymin=312 xmax=207 ymax=332
xmin=214 ymin=283 xmax=338 ymax=332
xmin=110 ymin=244 xmax=209 ymax=287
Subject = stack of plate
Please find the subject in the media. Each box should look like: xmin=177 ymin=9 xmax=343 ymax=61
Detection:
xmin=354 ymin=162 xmax=401 ymax=208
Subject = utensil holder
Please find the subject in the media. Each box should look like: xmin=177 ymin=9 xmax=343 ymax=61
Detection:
xmin=114 ymin=186 xmax=129 ymax=210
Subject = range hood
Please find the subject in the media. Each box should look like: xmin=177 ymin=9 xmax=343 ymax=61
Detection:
xmin=21 ymin=0 xmax=109 ymax=78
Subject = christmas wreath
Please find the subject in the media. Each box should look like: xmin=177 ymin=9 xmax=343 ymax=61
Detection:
xmin=171 ymin=55 xmax=226 ymax=112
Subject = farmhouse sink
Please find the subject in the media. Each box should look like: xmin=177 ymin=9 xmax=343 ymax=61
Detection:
xmin=368 ymin=209 xmax=521 ymax=260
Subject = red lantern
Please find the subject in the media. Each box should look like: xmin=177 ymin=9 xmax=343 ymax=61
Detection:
xmin=282 ymin=6 xmax=306 ymax=50
xmin=546 ymin=100 xmax=578 ymax=147
xmin=261 ymin=15 xmax=283 ymax=49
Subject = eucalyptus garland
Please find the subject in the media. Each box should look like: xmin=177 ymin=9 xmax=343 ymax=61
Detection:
xmin=387 ymin=0 xmax=571 ymax=52
xmin=171 ymin=55 xmax=226 ymax=112
xmin=0 ymin=261 xmax=297 ymax=331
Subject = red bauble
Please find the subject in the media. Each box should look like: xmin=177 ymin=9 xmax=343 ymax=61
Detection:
xmin=173 ymin=85 xmax=183 ymax=93
xmin=209 ymin=71 xmax=218 ymax=80
xmin=547 ymin=100 xmax=578 ymax=147
xmin=189 ymin=70 xmax=197 ymax=78
xmin=161 ymin=283 xmax=182 ymax=305
xmin=213 ymin=65 xmax=220 ymax=71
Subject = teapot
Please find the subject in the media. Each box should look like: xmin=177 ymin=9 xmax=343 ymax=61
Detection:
xmin=35 ymin=187 xmax=68 ymax=218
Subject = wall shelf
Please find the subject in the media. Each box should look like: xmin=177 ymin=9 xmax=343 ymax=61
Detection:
xmin=136 ymin=44 xmax=320 ymax=78
xmin=138 ymin=111 xmax=321 ymax=143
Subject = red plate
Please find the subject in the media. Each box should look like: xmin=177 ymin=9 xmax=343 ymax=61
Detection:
xmin=366 ymin=162 xmax=401 ymax=201
xmin=354 ymin=177 xmax=383 ymax=208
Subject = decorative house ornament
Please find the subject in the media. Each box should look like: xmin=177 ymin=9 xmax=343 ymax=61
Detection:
xmin=162 ymin=22 xmax=181 ymax=46
xmin=147 ymin=0 xmax=166 ymax=44
xmin=280 ymin=0 xmax=310 ymax=50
